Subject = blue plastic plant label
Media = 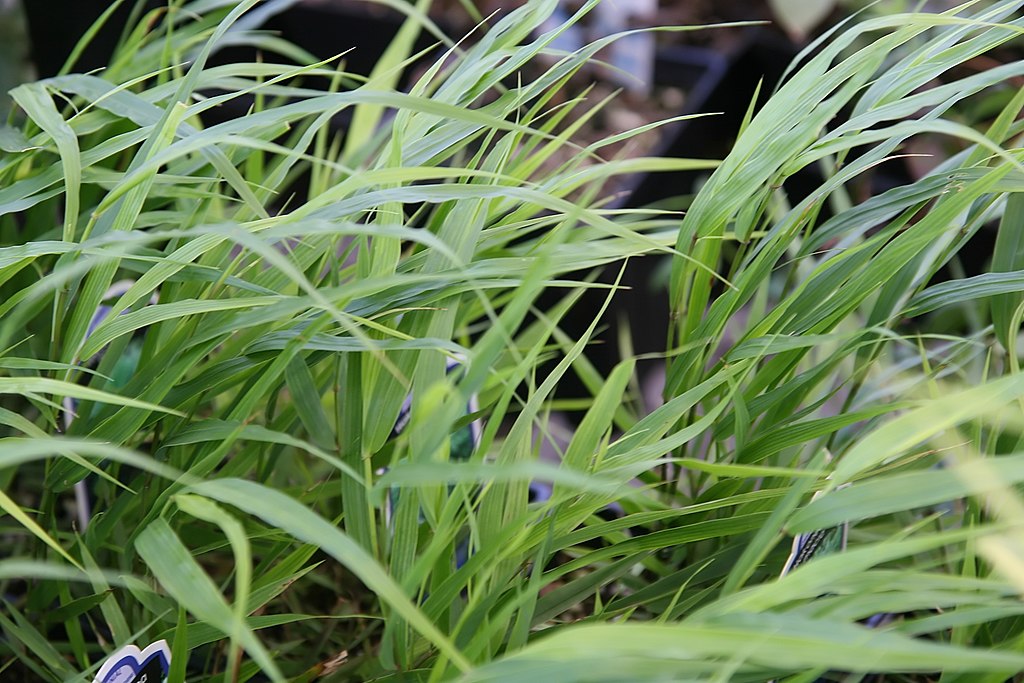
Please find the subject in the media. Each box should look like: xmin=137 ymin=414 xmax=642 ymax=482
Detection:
xmin=92 ymin=640 xmax=171 ymax=683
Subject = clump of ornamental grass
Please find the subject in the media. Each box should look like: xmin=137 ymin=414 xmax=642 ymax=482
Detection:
xmin=3 ymin=0 xmax=1024 ymax=682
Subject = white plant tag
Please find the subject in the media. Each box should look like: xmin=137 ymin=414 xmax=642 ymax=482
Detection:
xmin=92 ymin=640 xmax=171 ymax=683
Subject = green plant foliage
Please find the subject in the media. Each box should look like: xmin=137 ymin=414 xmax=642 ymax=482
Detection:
xmin=2 ymin=0 xmax=1024 ymax=681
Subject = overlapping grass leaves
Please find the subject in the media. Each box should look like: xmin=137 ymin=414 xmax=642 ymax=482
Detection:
xmin=3 ymin=0 xmax=1024 ymax=681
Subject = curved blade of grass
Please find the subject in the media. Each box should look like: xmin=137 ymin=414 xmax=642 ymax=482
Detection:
xmin=461 ymin=613 xmax=1024 ymax=682
xmin=0 ymin=377 xmax=182 ymax=416
xmin=992 ymin=193 xmax=1024 ymax=351
xmin=830 ymin=375 xmax=1024 ymax=486
xmin=793 ymin=453 xmax=1024 ymax=531
xmin=136 ymin=518 xmax=283 ymax=682
xmin=185 ymin=477 xmax=472 ymax=672
xmin=10 ymin=83 xmax=80 ymax=242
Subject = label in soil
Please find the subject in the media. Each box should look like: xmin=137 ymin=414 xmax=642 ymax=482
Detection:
xmin=92 ymin=640 xmax=171 ymax=683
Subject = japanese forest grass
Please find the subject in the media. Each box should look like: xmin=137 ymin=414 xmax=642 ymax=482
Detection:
xmin=4 ymin=0 xmax=1024 ymax=680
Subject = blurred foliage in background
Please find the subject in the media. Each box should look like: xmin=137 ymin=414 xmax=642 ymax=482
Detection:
xmin=0 ymin=0 xmax=33 ymax=119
